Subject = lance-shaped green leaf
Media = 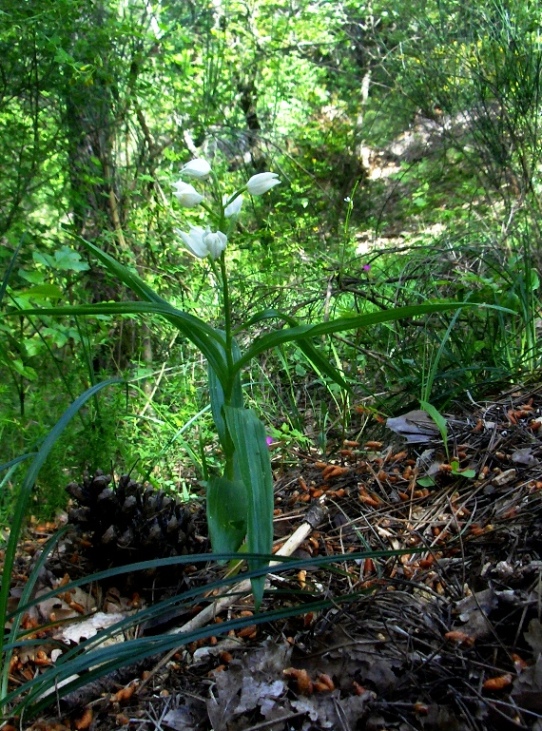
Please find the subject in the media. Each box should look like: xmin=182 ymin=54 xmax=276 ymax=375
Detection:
xmin=209 ymin=332 xmax=244 ymax=449
xmin=206 ymin=476 xmax=247 ymax=555
xmin=0 ymin=454 xmax=37 ymax=473
xmin=224 ymin=407 xmax=274 ymax=609
xmin=232 ymin=302 xmax=514 ymax=376
xmin=6 ymin=237 xmax=230 ymax=384
xmin=237 ymin=308 xmax=349 ymax=390
xmin=79 ymin=237 xmax=171 ymax=306
xmin=420 ymin=400 xmax=449 ymax=455
xmin=6 ymin=300 xmax=229 ymax=389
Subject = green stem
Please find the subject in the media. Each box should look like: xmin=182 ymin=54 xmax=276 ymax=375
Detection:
xmin=209 ymin=252 xmax=236 ymax=480
xmin=219 ymin=253 xmax=234 ymax=395
xmin=222 ymin=256 xmax=235 ymax=481
xmin=208 ymin=175 xmax=242 ymax=480
xmin=200 ymin=202 xmax=216 ymax=220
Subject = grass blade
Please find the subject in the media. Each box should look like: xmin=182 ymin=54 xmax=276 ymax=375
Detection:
xmin=0 ymin=377 xmax=123 ymax=707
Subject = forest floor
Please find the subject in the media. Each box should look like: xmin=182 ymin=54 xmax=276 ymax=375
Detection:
xmin=7 ymin=384 xmax=542 ymax=731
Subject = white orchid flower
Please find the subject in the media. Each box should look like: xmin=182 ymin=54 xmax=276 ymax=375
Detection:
xmin=176 ymin=226 xmax=227 ymax=260
xmin=246 ymin=172 xmax=280 ymax=196
xmin=172 ymin=181 xmax=204 ymax=207
xmin=204 ymin=230 xmax=228 ymax=259
xmin=223 ymin=193 xmax=243 ymax=218
xmin=181 ymin=159 xmax=212 ymax=179
xmin=176 ymin=226 xmax=208 ymax=257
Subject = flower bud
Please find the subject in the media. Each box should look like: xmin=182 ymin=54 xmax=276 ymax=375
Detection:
xmin=223 ymin=193 xmax=243 ymax=218
xmin=246 ymin=172 xmax=280 ymax=196
xmin=181 ymin=159 xmax=212 ymax=179
xmin=172 ymin=181 xmax=204 ymax=207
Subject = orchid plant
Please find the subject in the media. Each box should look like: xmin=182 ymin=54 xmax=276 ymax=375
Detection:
xmin=169 ymin=163 xmax=283 ymax=605
xmin=11 ymin=159 xmax=479 ymax=607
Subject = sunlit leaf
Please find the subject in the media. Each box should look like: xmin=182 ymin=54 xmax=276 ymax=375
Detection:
xmin=11 ymin=359 xmax=37 ymax=381
xmin=17 ymin=284 xmax=64 ymax=302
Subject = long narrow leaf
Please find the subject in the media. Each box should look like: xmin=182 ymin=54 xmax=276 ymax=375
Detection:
xmin=420 ymin=400 xmax=449 ymax=455
xmin=7 ymin=301 xmax=229 ymax=386
xmin=10 ymin=547 xmax=423 ymax=713
xmin=234 ymin=302 xmax=514 ymax=375
xmin=224 ymin=407 xmax=274 ymax=608
xmin=238 ymin=307 xmax=350 ymax=390
xmin=208 ymin=332 xmax=244 ymax=448
xmin=421 ymin=307 xmax=464 ymax=401
xmin=12 ymin=541 xmax=421 ymax=716
xmin=17 ymin=587 xmax=370 ymax=717
xmin=0 ymin=454 xmax=38 ymax=473
xmin=8 ymin=546 xmax=417 ymax=628
xmin=5 ymin=542 xmax=421 ymax=716
xmin=1 ymin=528 xmax=69 ymax=701
xmin=78 ymin=237 xmax=168 ymax=306
xmin=76 ymin=239 xmax=229 ymax=381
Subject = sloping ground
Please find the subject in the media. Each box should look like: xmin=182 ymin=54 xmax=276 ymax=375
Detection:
xmin=11 ymin=385 xmax=542 ymax=731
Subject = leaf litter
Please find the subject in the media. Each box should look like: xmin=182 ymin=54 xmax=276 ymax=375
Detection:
xmin=6 ymin=384 xmax=542 ymax=729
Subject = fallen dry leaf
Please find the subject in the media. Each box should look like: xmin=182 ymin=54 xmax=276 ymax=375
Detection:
xmin=483 ymin=673 xmax=513 ymax=691
xmin=53 ymin=611 xmax=128 ymax=645
xmin=386 ymin=410 xmax=441 ymax=443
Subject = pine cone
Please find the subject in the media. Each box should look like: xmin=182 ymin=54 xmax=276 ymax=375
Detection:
xmin=66 ymin=471 xmax=202 ymax=574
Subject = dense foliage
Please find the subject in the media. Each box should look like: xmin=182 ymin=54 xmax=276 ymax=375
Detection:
xmin=1 ymin=0 xmax=541 ymax=512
